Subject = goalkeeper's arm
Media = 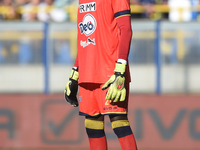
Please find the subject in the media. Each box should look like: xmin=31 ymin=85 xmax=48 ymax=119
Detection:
xmin=102 ymin=13 xmax=132 ymax=103
xmin=102 ymin=61 xmax=127 ymax=102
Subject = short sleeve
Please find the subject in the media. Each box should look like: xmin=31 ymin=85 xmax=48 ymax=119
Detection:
xmin=112 ymin=0 xmax=130 ymax=17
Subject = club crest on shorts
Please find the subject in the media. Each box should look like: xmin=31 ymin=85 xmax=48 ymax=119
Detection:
xmin=79 ymin=96 xmax=82 ymax=102
xmin=79 ymin=14 xmax=97 ymax=36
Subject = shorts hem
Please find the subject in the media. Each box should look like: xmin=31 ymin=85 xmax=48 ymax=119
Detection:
xmin=79 ymin=111 xmax=101 ymax=117
xmin=101 ymin=112 xmax=127 ymax=116
xmin=79 ymin=111 xmax=127 ymax=117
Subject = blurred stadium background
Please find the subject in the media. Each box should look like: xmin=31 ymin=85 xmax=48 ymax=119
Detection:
xmin=0 ymin=0 xmax=200 ymax=150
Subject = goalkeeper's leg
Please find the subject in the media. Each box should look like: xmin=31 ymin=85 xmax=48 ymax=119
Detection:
xmin=85 ymin=115 xmax=107 ymax=150
xmin=110 ymin=115 xmax=137 ymax=150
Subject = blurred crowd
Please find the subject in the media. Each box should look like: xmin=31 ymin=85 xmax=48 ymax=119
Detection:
xmin=130 ymin=0 xmax=200 ymax=21
xmin=0 ymin=0 xmax=200 ymax=22
xmin=0 ymin=0 xmax=78 ymax=22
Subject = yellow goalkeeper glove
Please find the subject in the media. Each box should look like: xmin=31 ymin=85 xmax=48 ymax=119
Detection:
xmin=64 ymin=68 xmax=79 ymax=107
xmin=102 ymin=62 xmax=126 ymax=103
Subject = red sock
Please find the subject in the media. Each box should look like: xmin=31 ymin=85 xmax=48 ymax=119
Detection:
xmin=85 ymin=119 xmax=107 ymax=150
xmin=112 ymin=120 xmax=137 ymax=150
xmin=88 ymin=136 xmax=107 ymax=150
xmin=118 ymin=134 xmax=137 ymax=150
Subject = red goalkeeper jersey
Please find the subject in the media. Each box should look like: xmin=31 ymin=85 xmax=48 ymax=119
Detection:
xmin=77 ymin=0 xmax=131 ymax=84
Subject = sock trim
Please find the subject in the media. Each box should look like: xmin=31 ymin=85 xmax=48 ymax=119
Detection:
xmin=85 ymin=119 xmax=104 ymax=130
xmin=113 ymin=126 xmax=133 ymax=138
xmin=86 ymin=128 xmax=106 ymax=138
xmin=111 ymin=120 xmax=130 ymax=129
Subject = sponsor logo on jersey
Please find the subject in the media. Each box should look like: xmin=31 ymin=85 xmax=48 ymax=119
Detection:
xmin=79 ymin=14 xmax=96 ymax=36
xmin=80 ymin=37 xmax=95 ymax=48
xmin=79 ymin=2 xmax=96 ymax=13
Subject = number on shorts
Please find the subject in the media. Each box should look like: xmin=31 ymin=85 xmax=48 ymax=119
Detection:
xmin=105 ymin=100 xmax=111 ymax=105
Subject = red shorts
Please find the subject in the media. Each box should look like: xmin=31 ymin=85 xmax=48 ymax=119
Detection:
xmin=78 ymin=83 xmax=129 ymax=116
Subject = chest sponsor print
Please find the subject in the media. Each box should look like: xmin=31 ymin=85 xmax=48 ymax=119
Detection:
xmin=79 ymin=14 xmax=97 ymax=36
xmin=80 ymin=37 xmax=95 ymax=48
xmin=79 ymin=2 xmax=96 ymax=13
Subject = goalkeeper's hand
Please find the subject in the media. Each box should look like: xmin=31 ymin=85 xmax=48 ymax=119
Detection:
xmin=64 ymin=68 xmax=79 ymax=107
xmin=102 ymin=62 xmax=126 ymax=103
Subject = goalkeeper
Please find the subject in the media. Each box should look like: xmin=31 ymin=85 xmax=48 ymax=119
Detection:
xmin=64 ymin=0 xmax=137 ymax=149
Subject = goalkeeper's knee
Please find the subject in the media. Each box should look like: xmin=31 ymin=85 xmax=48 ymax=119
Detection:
xmin=111 ymin=120 xmax=133 ymax=138
xmin=85 ymin=119 xmax=105 ymax=138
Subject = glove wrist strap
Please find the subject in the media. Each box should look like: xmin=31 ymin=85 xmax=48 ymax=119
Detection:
xmin=70 ymin=68 xmax=79 ymax=81
xmin=114 ymin=62 xmax=126 ymax=75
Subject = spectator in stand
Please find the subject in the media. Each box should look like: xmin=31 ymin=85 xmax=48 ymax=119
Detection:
xmin=37 ymin=0 xmax=68 ymax=22
xmin=130 ymin=0 xmax=168 ymax=19
xmin=130 ymin=0 xmax=146 ymax=18
xmin=0 ymin=0 xmax=3 ymax=19
xmin=0 ymin=0 xmax=21 ymax=20
xmin=191 ymin=0 xmax=200 ymax=21
xmin=168 ymin=0 xmax=200 ymax=22
xmin=15 ymin=0 xmax=30 ymax=6
xmin=53 ymin=0 xmax=77 ymax=22
xmin=36 ymin=0 xmax=53 ymax=22
xmin=21 ymin=0 xmax=41 ymax=21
